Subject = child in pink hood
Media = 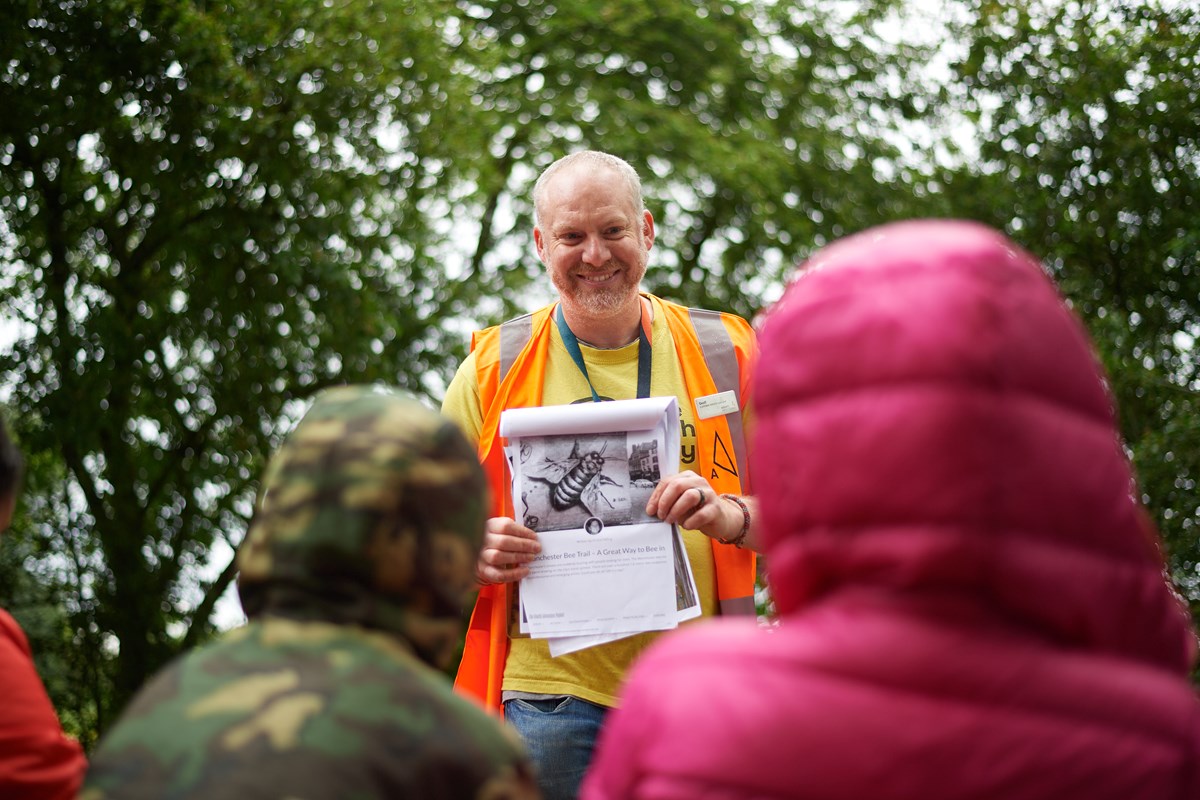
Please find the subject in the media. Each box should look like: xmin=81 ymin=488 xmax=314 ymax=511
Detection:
xmin=582 ymin=220 xmax=1200 ymax=800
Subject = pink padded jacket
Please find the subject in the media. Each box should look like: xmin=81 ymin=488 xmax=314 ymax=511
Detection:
xmin=581 ymin=220 xmax=1200 ymax=800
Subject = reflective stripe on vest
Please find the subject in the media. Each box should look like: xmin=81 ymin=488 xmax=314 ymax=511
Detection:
xmin=499 ymin=313 xmax=533 ymax=380
xmin=688 ymin=308 xmax=749 ymax=486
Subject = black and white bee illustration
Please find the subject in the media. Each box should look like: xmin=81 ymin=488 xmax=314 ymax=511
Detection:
xmin=525 ymin=438 xmax=625 ymax=518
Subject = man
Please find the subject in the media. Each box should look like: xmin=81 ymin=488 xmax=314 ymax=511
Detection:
xmin=82 ymin=387 xmax=539 ymax=800
xmin=444 ymin=151 xmax=758 ymax=799
xmin=0 ymin=416 xmax=88 ymax=800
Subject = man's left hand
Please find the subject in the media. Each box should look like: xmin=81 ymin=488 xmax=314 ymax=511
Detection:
xmin=645 ymin=473 xmax=741 ymax=543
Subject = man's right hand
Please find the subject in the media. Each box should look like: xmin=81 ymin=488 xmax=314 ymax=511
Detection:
xmin=476 ymin=517 xmax=542 ymax=585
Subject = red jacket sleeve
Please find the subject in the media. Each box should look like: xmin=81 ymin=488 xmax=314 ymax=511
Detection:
xmin=0 ymin=610 xmax=87 ymax=800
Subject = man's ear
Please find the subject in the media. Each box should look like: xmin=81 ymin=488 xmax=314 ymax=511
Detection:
xmin=534 ymin=226 xmax=547 ymax=264
xmin=642 ymin=210 xmax=655 ymax=250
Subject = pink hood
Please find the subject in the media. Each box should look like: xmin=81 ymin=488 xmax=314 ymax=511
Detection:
xmin=754 ymin=219 xmax=1194 ymax=671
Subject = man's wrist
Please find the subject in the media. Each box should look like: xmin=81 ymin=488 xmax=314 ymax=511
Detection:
xmin=717 ymin=494 xmax=751 ymax=548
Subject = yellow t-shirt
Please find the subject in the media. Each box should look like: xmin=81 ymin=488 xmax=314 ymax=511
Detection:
xmin=441 ymin=296 xmax=718 ymax=708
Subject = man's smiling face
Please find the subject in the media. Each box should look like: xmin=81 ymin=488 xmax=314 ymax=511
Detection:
xmin=534 ymin=162 xmax=654 ymax=325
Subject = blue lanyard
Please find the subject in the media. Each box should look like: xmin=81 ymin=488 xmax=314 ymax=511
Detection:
xmin=554 ymin=300 xmax=652 ymax=402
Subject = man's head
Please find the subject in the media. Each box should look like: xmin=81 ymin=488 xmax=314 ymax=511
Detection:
xmin=236 ymin=386 xmax=489 ymax=669
xmin=0 ymin=416 xmax=22 ymax=533
xmin=533 ymin=151 xmax=654 ymax=325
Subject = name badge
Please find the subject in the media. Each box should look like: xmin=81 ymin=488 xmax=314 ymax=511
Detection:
xmin=695 ymin=390 xmax=739 ymax=420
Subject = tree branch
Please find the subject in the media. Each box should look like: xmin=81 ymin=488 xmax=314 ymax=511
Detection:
xmin=180 ymin=548 xmax=241 ymax=650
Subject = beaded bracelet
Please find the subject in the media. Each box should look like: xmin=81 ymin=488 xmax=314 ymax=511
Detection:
xmin=718 ymin=493 xmax=751 ymax=549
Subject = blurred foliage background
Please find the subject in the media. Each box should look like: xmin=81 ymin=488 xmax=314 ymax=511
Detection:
xmin=1 ymin=0 xmax=1196 ymax=747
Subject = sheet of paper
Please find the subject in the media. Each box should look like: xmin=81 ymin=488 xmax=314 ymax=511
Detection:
xmin=503 ymin=397 xmax=679 ymax=536
xmin=519 ymin=522 xmax=677 ymax=639
xmin=501 ymin=396 xmax=679 ymax=441
xmin=546 ymin=525 xmax=700 ymax=657
xmin=546 ymin=630 xmax=633 ymax=658
xmin=671 ymin=524 xmax=702 ymax=624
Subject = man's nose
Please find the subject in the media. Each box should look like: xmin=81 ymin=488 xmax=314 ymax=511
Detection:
xmin=581 ymin=236 xmax=610 ymax=266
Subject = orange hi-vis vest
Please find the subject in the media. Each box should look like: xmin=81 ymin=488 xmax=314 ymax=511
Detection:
xmin=454 ymin=295 xmax=757 ymax=713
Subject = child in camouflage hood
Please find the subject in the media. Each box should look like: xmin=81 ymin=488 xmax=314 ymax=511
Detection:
xmin=82 ymin=386 xmax=540 ymax=800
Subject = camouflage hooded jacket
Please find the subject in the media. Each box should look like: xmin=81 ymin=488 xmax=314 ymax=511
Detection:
xmin=82 ymin=386 xmax=539 ymax=800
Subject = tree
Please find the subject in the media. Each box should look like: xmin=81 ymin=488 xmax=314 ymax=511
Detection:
xmin=942 ymin=0 xmax=1200 ymax=627
xmin=0 ymin=0 xmax=478 ymax=727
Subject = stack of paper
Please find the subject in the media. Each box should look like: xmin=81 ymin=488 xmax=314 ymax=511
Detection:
xmin=500 ymin=397 xmax=700 ymax=657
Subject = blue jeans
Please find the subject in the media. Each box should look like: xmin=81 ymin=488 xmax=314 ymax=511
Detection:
xmin=504 ymin=696 xmax=609 ymax=800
